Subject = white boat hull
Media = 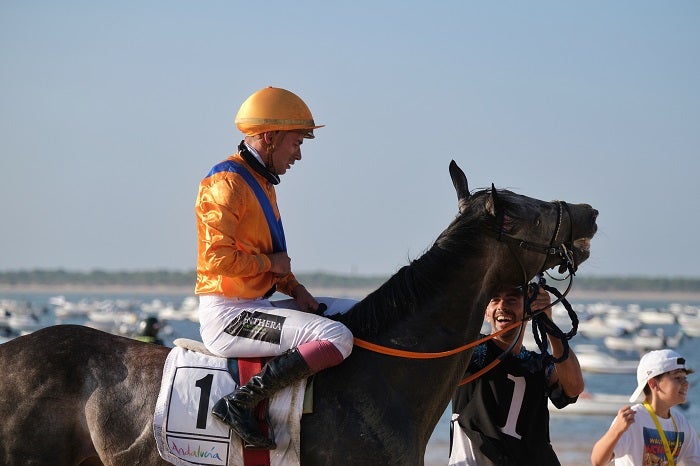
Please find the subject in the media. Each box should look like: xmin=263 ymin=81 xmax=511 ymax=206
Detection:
xmin=549 ymin=393 xmax=630 ymax=415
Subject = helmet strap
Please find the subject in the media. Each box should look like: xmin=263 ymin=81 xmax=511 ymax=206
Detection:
xmin=262 ymin=131 xmax=285 ymax=175
xmin=238 ymin=141 xmax=280 ymax=185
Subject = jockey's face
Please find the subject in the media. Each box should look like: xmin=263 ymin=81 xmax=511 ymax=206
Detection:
xmin=267 ymin=131 xmax=304 ymax=176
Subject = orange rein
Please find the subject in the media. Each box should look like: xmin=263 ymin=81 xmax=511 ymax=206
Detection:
xmin=352 ymin=319 xmax=527 ymax=385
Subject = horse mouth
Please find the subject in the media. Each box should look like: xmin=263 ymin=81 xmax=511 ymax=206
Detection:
xmin=567 ymin=236 xmax=593 ymax=272
xmin=573 ymin=237 xmax=591 ymax=253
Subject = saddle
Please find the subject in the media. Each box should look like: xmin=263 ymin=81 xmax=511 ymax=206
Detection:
xmin=153 ymin=338 xmax=311 ymax=466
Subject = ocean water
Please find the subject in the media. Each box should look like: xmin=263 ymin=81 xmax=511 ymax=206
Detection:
xmin=2 ymin=291 xmax=699 ymax=466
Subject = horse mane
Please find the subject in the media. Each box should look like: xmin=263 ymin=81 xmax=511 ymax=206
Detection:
xmin=334 ymin=189 xmax=493 ymax=338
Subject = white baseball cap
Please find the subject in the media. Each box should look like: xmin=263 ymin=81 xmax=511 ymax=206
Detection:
xmin=629 ymin=349 xmax=693 ymax=403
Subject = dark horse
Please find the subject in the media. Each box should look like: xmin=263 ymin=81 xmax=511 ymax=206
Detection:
xmin=0 ymin=162 xmax=597 ymax=465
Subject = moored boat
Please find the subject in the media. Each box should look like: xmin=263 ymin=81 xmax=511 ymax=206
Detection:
xmin=549 ymin=392 xmax=631 ymax=415
xmin=574 ymin=344 xmax=638 ymax=374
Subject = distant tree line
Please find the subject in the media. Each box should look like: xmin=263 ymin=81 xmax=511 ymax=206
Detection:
xmin=1 ymin=269 xmax=700 ymax=292
xmin=569 ymin=276 xmax=700 ymax=292
xmin=0 ymin=269 xmax=386 ymax=289
xmin=0 ymin=269 xmax=195 ymax=287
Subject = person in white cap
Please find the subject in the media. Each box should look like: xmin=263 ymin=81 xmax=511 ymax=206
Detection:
xmin=591 ymin=349 xmax=700 ymax=465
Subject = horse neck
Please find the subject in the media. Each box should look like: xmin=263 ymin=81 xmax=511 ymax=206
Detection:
xmin=339 ymin=245 xmax=493 ymax=423
xmin=349 ymin=243 xmax=492 ymax=348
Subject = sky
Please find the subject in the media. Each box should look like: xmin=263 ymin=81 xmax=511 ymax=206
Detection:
xmin=1 ymin=1 xmax=699 ymax=278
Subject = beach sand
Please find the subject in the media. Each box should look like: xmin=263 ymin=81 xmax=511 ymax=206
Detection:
xmin=424 ymin=438 xmax=592 ymax=466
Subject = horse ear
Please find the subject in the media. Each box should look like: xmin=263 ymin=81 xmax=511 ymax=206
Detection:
xmin=486 ymin=183 xmax=502 ymax=216
xmin=449 ymin=160 xmax=470 ymax=214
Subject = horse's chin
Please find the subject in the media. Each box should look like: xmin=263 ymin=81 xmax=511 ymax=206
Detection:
xmin=570 ymin=238 xmax=593 ymax=272
xmin=574 ymin=237 xmax=591 ymax=253
xmin=548 ymin=238 xmax=592 ymax=274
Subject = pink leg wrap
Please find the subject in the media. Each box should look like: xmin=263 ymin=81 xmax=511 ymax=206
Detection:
xmin=296 ymin=340 xmax=344 ymax=373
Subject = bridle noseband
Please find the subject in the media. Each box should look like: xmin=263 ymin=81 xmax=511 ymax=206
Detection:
xmin=491 ymin=200 xmax=576 ymax=278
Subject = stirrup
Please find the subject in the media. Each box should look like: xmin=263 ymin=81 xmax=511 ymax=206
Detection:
xmin=242 ymin=435 xmax=276 ymax=450
xmin=234 ymin=420 xmax=276 ymax=450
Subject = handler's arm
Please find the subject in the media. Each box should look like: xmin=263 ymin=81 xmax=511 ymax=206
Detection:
xmin=549 ymin=337 xmax=584 ymax=397
xmin=535 ymin=291 xmax=584 ymax=397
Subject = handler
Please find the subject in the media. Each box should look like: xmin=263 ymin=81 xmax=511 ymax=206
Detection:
xmin=195 ymin=86 xmax=355 ymax=449
xmin=449 ymin=285 xmax=584 ymax=465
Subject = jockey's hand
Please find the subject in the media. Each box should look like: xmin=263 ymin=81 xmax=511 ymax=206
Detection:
xmin=292 ymin=284 xmax=321 ymax=314
xmin=267 ymin=252 xmax=291 ymax=276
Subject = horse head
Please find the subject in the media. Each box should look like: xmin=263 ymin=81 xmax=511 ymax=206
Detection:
xmin=448 ymin=160 xmax=598 ymax=291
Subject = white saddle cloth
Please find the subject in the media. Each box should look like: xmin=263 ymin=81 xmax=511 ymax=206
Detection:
xmin=153 ymin=345 xmax=306 ymax=466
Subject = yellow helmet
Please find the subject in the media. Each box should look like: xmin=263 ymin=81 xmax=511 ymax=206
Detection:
xmin=235 ymin=86 xmax=324 ymax=139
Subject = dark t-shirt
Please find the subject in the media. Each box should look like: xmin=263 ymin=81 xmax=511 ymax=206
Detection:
xmin=451 ymin=338 xmax=574 ymax=466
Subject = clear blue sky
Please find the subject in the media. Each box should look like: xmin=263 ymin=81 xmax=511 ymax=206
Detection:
xmin=1 ymin=1 xmax=698 ymax=278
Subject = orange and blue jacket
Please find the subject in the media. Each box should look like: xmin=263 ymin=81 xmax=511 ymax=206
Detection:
xmin=195 ymin=153 xmax=299 ymax=298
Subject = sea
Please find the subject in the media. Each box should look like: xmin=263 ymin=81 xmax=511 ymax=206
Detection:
xmin=2 ymin=290 xmax=699 ymax=466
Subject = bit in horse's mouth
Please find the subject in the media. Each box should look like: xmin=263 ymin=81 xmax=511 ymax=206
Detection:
xmin=574 ymin=237 xmax=591 ymax=252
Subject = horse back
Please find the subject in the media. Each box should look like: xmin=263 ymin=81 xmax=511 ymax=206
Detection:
xmin=0 ymin=324 xmax=170 ymax=466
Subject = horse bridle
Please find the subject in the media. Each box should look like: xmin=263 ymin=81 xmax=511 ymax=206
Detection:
xmin=491 ymin=200 xmax=576 ymax=279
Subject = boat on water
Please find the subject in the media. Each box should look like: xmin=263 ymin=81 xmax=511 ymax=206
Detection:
xmin=5 ymin=313 xmax=43 ymax=333
xmin=0 ymin=322 xmax=20 ymax=344
xmin=577 ymin=316 xmax=627 ymax=338
xmin=549 ymin=392 xmax=630 ymax=416
xmin=549 ymin=392 xmax=691 ymax=416
xmin=603 ymin=328 xmax=684 ymax=353
xmin=0 ymin=303 xmax=44 ymax=333
xmin=678 ymin=313 xmax=700 ymax=338
xmin=638 ymin=308 xmax=676 ymax=325
xmin=573 ymin=345 xmax=638 ymax=374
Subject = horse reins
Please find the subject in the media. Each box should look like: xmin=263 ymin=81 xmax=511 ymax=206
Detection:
xmin=353 ymin=318 xmax=528 ymax=359
xmin=352 ymin=199 xmax=580 ymax=386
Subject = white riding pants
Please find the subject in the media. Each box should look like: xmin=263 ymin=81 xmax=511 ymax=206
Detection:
xmin=198 ymin=294 xmax=355 ymax=360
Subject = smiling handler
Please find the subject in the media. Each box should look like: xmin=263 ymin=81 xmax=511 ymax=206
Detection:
xmin=449 ymin=286 xmax=584 ymax=465
xmin=195 ymin=87 xmax=354 ymax=450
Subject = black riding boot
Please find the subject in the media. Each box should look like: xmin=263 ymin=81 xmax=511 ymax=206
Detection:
xmin=211 ymin=348 xmax=314 ymax=449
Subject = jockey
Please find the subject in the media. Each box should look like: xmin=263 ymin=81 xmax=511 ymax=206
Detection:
xmin=195 ymin=86 xmax=355 ymax=450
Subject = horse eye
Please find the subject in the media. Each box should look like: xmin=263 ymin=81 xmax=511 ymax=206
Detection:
xmin=534 ymin=216 xmax=541 ymax=227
